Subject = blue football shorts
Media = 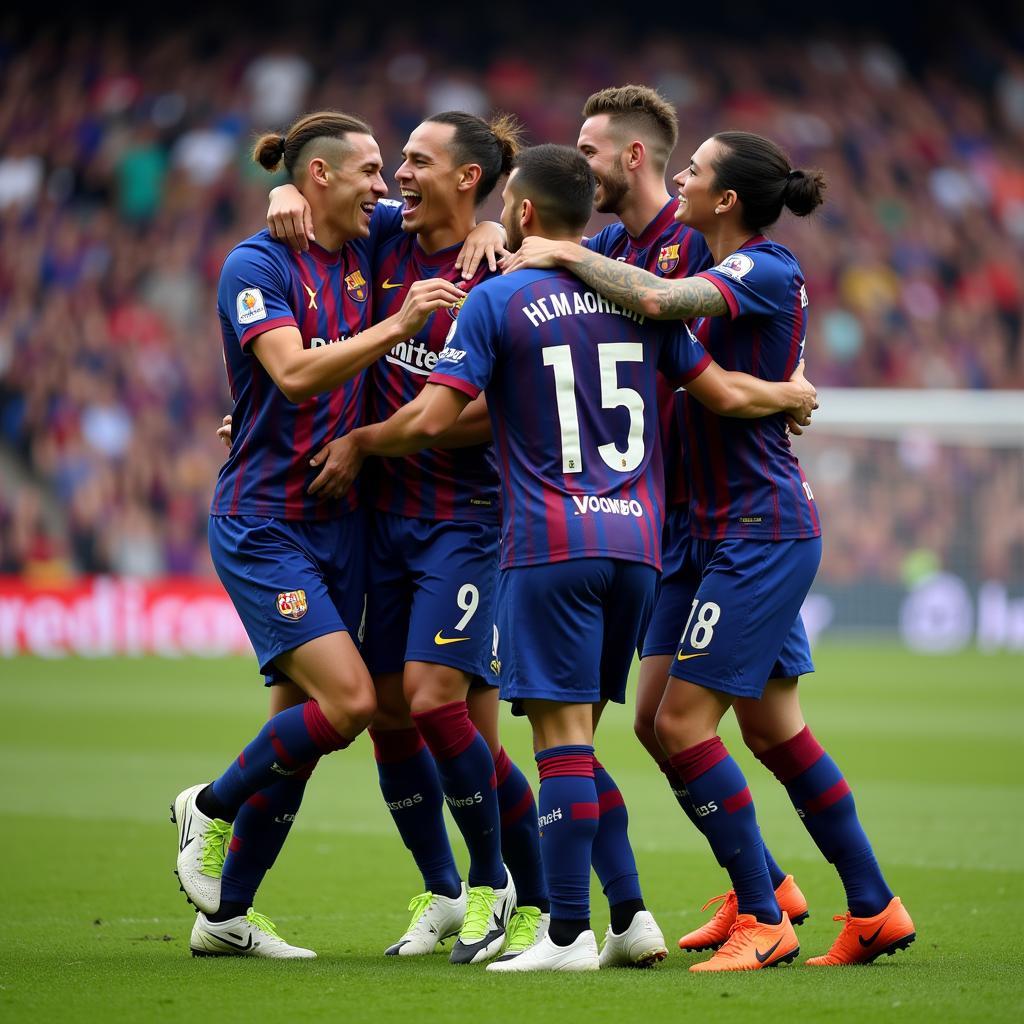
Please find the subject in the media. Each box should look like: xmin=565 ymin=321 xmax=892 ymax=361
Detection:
xmin=641 ymin=505 xmax=701 ymax=658
xmin=495 ymin=557 xmax=657 ymax=707
xmin=208 ymin=511 xmax=367 ymax=684
xmin=362 ymin=512 xmax=499 ymax=683
xmin=669 ymin=535 xmax=820 ymax=699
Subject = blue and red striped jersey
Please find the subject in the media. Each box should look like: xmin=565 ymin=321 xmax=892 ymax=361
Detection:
xmin=687 ymin=237 xmax=821 ymax=541
xmin=211 ymin=227 xmax=377 ymax=520
xmin=367 ymin=231 xmax=499 ymax=523
xmin=429 ymin=267 xmax=712 ymax=570
xmin=586 ymin=200 xmax=712 ymax=508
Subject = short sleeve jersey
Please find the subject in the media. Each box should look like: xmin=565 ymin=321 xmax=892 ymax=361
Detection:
xmin=687 ymin=236 xmax=821 ymax=540
xmin=212 ymin=224 xmax=381 ymax=520
xmin=428 ymin=267 xmax=712 ymax=570
xmin=586 ymin=201 xmax=712 ymax=508
xmin=367 ymin=212 xmax=499 ymax=523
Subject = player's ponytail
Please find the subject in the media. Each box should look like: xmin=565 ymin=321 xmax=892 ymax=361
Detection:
xmin=711 ymin=130 xmax=827 ymax=231
xmin=782 ymin=168 xmax=827 ymax=218
xmin=488 ymin=113 xmax=522 ymax=178
xmin=253 ymin=132 xmax=287 ymax=172
xmin=253 ymin=110 xmax=374 ymax=178
xmin=426 ymin=110 xmax=524 ymax=205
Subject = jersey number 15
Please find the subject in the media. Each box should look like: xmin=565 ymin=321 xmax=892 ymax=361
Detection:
xmin=543 ymin=342 xmax=646 ymax=475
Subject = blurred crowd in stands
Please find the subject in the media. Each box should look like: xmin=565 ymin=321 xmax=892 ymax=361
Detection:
xmin=0 ymin=13 xmax=1021 ymax=582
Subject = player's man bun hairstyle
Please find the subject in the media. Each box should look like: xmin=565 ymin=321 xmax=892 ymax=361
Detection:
xmin=711 ymin=131 xmax=827 ymax=231
xmin=253 ymin=110 xmax=374 ymax=177
xmin=581 ymin=84 xmax=679 ymax=170
xmin=425 ymin=110 xmax=524 ymax=204
xmin=511 ymin=144 xmax=595 ymax=235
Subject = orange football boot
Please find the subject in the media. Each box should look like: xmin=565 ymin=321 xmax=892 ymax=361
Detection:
xmin=678 ymin=874 xmax=809 ymax=951
xmin=806 ymin=896 xmax=915 ymax=965
xmin=689 ymin=913 xmax=799 ymax=972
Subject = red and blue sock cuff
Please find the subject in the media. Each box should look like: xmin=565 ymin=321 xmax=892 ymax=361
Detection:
xmin=493 ymin=746 xmax=513 ymax=786
xmin=536 ymin=744 xmax=596 ymax=781
xmin=411 ymin=701 xmax=477 ymax=761
xmin=369 ymin=727 xmax=426 ymax=764
xmin=668 ymin=737 xmax=729 ymax=784
xmin=302 ymin=700 xmax=351 ymax=754
xmin=756 ymin=725 xmax=825 ymax=782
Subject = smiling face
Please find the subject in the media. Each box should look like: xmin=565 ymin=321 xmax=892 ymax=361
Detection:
xmin=576 ymin=114 xmax=630 ymax=214
xmin=395 ymin=121 xmax=467 ymax=236
xmin=323 ymin=133 xmax=388 ymax=240
xmin=672 ymin=136 xmax=729 ymax=232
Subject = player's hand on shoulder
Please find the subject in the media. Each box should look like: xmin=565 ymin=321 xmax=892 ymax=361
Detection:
xmin=500 ymin=236 xmax=567 ymax=274
xmin=455 ymin=221 xmax=508 ymax=279
xmin=785 ymin=359 xmax=818 ymax=434
xmin=217 ymin=414 xmax=233 ymax=449
xmin=394 ymin=278 xmax=466 ymax=338
xmin=268 ymin=184 xmax=314 ymax=252
xmin=307 ymin=435 xmax=364 ymax=499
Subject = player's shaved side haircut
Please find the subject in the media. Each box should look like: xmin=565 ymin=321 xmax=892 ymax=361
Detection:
xmin=425 ymin=110 xmax=524 ymax=204
xmin=512 ymin=144 xmax=596 ymax=234
xmin=581 ymin=85 xmax=679 ymax=171
xmin=253 ymin=110 xmax=374 ymax=179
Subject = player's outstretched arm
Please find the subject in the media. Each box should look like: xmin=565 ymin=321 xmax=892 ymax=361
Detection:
xmin=306 ymin=388 xmax=486 ymax=497
xmin=502 ymin=237 xmax=727 ymax=320
xmin=267 ymin=184 xmax=314 ymax=251
xmin=252 ymin=279 xmax=465 ymax=403
xmin=687 ymin=359 xmax=817 ymax=422
xmin=431 ymin=393 xmax=492 ymax=448
xmin=353 ymin=383 xmax=470 ymax=458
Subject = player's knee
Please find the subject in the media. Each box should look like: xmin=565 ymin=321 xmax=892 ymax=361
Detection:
xmin=345 ymin=689 xmax=377 ymax=734
xmin=652 ymin=706 xmax=680 ymax=751
xmin=633 ymin=713 xmax=661 ymax=760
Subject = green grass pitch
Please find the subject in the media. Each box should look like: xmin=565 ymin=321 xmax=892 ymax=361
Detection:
xmin=1 ymin=645 xmax=1022 ymax=1023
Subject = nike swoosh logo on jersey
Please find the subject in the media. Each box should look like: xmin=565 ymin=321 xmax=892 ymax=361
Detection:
xmin=434 ymin=631 xmax=471 ymax=646
xmin=858 ymin=924 xmax=885 ymax=947
xmin=676 ymin=652 xmax=710 ymax=662
xmin=381 ymin=279 xmax=404 ymax=289
xmin=754 ymin=937 xmax=783 ymax=963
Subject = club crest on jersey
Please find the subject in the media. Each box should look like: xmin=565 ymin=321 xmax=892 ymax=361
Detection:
xmin=236 ymin=288 xmax=267 ymax=325
xmin=716 ymin=253 xmax=754 ymax=280
xmin=657 ymin=244 xmax=680 ymax=274
xmin=276 ymin=589 xmax=308 ymax=620
xmin=344 ymin=269 xmax=368 ymax=302
xmin=448 ymin=293 xmax=467 ymax=321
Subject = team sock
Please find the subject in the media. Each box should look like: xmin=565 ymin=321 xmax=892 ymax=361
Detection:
xmin=757 ymin=726 xmax=894 ymax=917
xmin=494 ymin=746 xmax=548 ymax=912
xmin=201 ymin=701 xmax=350 ymax=821
xmin=412 ymin=701 xmax=505 ymax=890
xmin=659 ymin=758 xmax=787 ymax=889
xmin=591 ymin=757 xmax=644 ymax=929
xmin=536 ymin=745 xmax=598 ymax=940
xmin=669 ymin=738 xmax=781 ymax=924
xmin=217 ymin=758 xmax=319 ymax=912
xmin=370 ymin=728 xmax=462 ymax=899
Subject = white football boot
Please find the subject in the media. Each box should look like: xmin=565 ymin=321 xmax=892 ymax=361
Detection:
xmin=449 ymin=868 xmax=516 ymax=964
xmin=598 ymin=910 xmax=669 ymax=968
xmin=486 ymin=929 xmax=600 ymax=972
xmin=384 ymin=887 xmax=467 ymax=956
xmin=190 ymin=908 xmax=316 ymax=959
xmin=492 ymin=906 xmax=551 ymax=963
xmin=171 ymin=783 xmax=231 ymax=914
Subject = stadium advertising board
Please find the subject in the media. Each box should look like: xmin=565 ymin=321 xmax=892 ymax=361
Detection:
xmin=0 ymin=574 xmax=1020 ymax=657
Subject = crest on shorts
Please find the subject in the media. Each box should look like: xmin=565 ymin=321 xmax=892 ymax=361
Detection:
xmin=345 ymin=269 xmax=368 ymax=302
xmin=276 ymin=590 xmax=308 ymax=620
xmin=657 ymin=244 xmax=680 ymax=274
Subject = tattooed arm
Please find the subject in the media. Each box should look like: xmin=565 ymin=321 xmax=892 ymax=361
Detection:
xmin=501 ymin=237 xmax=728 ymax=320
